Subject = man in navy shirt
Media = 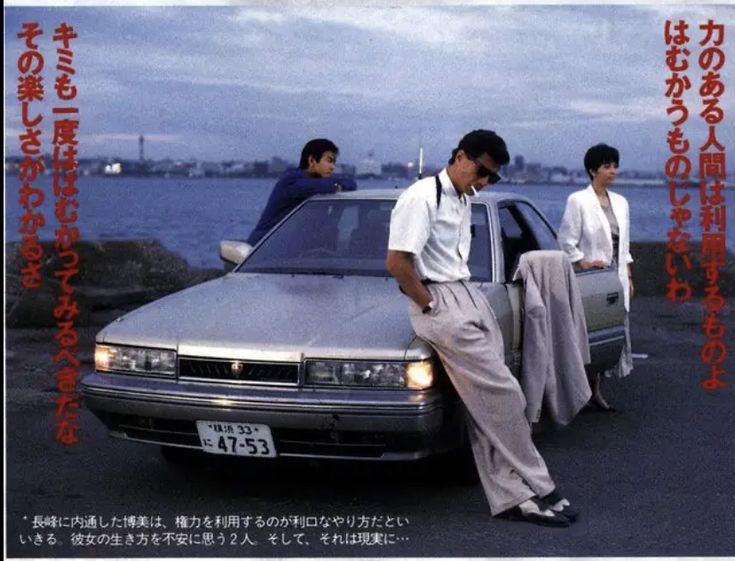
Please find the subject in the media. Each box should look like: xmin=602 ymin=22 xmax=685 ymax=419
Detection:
xmin=247 ymin=139 xmax=357 ymax=246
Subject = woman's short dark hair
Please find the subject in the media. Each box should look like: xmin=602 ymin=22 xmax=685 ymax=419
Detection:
xmin=299 ymin=138 xmax=339 ymax=169
xmin=584 ymin=143 xmax=619 ymax=179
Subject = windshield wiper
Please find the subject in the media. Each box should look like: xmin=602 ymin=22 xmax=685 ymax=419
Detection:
xmin=239 ymin=266 xmax=344 ymax=276
xmin=291 ymin=271 xmax=344 ymax=277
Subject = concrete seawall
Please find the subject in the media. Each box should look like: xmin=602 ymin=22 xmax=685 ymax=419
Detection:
xmin=5 ymin=240 xmax=733 ymax=328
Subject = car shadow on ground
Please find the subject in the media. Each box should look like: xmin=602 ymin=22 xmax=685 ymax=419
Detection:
xmin=156 ymin=445 xmax=477 ymax=498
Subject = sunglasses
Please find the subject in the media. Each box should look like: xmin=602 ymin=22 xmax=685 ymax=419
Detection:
xmin=470 ymin=157 xmax=502 ymax=185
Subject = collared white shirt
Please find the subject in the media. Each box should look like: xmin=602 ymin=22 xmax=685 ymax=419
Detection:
xmin=557 ymin=184 xmax=634 ymax=311
xmin=388 ymin=168 xmax=472 ymax=282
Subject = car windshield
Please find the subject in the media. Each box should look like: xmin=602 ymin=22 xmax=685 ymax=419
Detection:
xmin=239 ymin=199 xmax=492 ymax=280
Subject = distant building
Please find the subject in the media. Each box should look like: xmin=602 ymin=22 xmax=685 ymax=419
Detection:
xmin=549 ymin=166 xmax=572 ymax=184
xmin=381 ymin=162 xmax=409 ymax=179
xmin=356 ymin=152 xmax=382 ymax=179
xmin=420 ymin=165 xmax=441 ymax=178
xmin=569 ymin=170 xmax=588 ymax=185
xmin=103 ymin=162 xmax=123 ymax=176
xmin=269 ymin=157 xmax=289 ymax=176
xmin=223 ymin=161 xmax=251 ymax=177
xmin=503 ymin=154 xmax=528 ymax=182
xmin=78 ymin=158 xmax=105 ymax=176
xmin=525 ymin=163 xmax=547 ymax=184
xmin=252 ymin=160 xmax=269 ymax=177
xmin=2 ymin=147 xmax=672 ymax=182
xmin=200 ymin=161 xmax=224 ymax=177
xmin=336 ymin=163 xmax=356 ymax=177
xmin=103 ymin=158 xmax=148 ymax=176
xmin=148 ymin=159 xmax=189 ymax=177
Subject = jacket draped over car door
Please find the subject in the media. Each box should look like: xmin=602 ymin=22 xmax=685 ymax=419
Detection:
xmin=513 ymin=250 xmax=591 ymax=426
xmin=557 ymin=185 xmax=633 ymax=311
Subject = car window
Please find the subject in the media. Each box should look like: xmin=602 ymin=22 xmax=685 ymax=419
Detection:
xmin=514 ymin=202 xmax=558 ymax=249
xmin=240 ymin=199 xmax=396 ymax=276
xmin=498 ymin=204 xmax=541 ymax=281
xmin=336 ymin=205 xmax=359 ymax=253
xmin=241 ymin=199 xmax=494 ymax=279
xmin=469 ymin=204 xmax=491 ymax=281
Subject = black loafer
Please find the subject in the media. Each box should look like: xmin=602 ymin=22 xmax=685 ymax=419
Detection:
xmin=541 ymin=490 xmax=579 ymax=522
xmin=502 ymin=497 xmax=570 ymax=528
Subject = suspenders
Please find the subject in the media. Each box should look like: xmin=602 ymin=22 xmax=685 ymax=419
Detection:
xmin=434 ymin=175 xmax=442 ymax=209
xmin=433 ymin=174 xmax=473 ymax=240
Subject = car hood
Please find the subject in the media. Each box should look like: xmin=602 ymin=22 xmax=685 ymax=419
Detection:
xmin=97 ymin=273 xmax=429 ymax=362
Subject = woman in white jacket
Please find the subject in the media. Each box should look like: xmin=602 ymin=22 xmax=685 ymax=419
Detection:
xmin=558 ymin=144 xmax=633 ymax=411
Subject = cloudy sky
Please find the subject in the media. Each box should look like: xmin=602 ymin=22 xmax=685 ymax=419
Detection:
xmin=5 ymin=3 xmax=734 ymax=170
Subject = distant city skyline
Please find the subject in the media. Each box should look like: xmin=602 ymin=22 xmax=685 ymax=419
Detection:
xmin=3 ymin=147 xmax=675 ymax=176
xmin=5 ymin=5 xmax=734 ymax=171
xmin=0 ymin=144 xmax=679 ymax=174
xmin=5 ymin=150 xmax=686 ymax=185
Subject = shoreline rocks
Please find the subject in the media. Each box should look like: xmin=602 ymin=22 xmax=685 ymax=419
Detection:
xmin=6 ymin=240 xmax=223 ymax=328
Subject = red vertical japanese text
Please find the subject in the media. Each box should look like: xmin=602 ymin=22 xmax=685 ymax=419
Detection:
xmin=697 ymin=20 xmax=727 ymax=391
xmin=17 ymin=22 xmax=47 ymax=290
xmin=52 ymin=22 xmax=82 ymax=443
xmin=664 ymin=19 xmax=694 ymax=303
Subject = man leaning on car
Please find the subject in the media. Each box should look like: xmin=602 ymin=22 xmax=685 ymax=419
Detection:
xmin=385 ymin=129 xmax=578 ymax=527
xmin=247 ymin=138 xmax=356 ymax=247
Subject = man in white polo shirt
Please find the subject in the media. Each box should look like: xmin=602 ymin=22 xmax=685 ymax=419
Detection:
xmin=386 ymin=130 xmax=577 ymax=527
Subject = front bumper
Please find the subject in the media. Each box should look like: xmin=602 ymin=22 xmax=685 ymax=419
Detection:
xmin=81 ymin=372 xmax=463 ymax=461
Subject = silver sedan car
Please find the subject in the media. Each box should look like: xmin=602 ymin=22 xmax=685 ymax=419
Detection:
xmin=82 ymin=189 xmax=624 ymax=467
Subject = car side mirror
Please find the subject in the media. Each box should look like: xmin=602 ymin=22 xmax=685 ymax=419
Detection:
xmin=219 ymin=240 xmax=253 ymax=271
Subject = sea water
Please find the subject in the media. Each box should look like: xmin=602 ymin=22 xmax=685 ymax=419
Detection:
xmin=5 ymin=175 xmax=732 ymax=268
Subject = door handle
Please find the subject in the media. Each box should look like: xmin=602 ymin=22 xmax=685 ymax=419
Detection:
xmin=606 ymin=292 xmax=619 ymax=305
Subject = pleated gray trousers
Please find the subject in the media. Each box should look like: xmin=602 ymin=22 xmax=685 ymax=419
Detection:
xmin=409 ymin=281 xmax=556 ymax=515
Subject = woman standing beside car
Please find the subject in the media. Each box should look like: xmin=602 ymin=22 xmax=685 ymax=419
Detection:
xmin=558 ymin=143 xmax=634 ymax=411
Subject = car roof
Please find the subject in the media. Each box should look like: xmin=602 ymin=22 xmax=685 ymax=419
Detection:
xmin=312 ymin=187 xmax=534 ymax=205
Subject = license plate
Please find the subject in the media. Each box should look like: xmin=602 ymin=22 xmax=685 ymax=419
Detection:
xmin=195 ymin=421 xmax=277 ymax=457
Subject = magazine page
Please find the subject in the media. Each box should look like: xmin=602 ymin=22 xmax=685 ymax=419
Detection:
xmin=5 ymin=1 xmax=733 ymax=558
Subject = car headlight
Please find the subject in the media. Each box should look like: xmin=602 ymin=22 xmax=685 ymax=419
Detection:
xmin=305 ymin=360 xmax=434 ymax=389
xmin=95 ymin=344 xmax=177 ymax=377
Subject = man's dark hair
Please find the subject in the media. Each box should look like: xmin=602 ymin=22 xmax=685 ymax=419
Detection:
xmin=449 ymin=129 xmax=510 ymax=166
xmin=584 ymin=143 xmax=619 ymax=179
xmin=299 ymin=138 xmax=339 ymax=169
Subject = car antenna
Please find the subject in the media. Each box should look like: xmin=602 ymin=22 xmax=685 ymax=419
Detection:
xmin=417 ymin=145 xmax=424 ymax=180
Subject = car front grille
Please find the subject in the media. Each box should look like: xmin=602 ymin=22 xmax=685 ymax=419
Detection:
xmin=178 ymin=357 xmax=299 ymax=385
xmin=100 ymin=413 xmax=390 ymax=458
xmin=274 ymin=428 xmax=386 ymax=458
